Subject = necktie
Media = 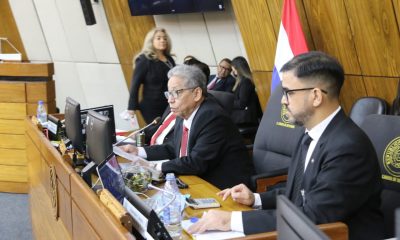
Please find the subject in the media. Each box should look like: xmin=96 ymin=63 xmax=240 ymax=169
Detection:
xmin=150 ymin=113 xmax=176 ymax=145
xmin=180 ymin=126 xmax=189 ymax=157
xmin=291 ymin=132 xmax=313 ymax=206
xmin=207 ymin=78 xmax=218 ymax=90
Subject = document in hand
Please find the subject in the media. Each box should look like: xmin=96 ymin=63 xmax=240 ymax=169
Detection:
xmin=181 ymin=219 xmax=245 ymax=240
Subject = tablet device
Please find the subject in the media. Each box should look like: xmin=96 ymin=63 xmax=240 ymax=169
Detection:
xmin=97 ymin=153 xmax=125 ymax=203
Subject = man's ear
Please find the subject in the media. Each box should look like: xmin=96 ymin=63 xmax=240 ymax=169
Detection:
xmin=312 ymin=88 xmax=323 ymax=107
xmin=193 ymin=87 xmax=203 ymax=102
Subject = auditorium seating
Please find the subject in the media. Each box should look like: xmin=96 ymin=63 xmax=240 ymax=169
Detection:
xmin=360 ymin=114 xmax=400 ymax=238
xmin=349 ymin=97 xmax=388 ymax=127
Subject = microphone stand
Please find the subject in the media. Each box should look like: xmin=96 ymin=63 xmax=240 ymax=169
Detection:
xmin=114 ymin=117 xmax=161 ymax=146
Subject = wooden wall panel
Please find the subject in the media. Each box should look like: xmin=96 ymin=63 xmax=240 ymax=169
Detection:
xmin=0 ymin=148 xmax=26 ymax=166
xmin=103 ymin=0 xmax=155 ymax=87
xmin=394 ymin=0 xmax=400 ymax=32
xmin=0 ymin=0 xmax=27 ymax=60
xmin=363 ymin=76 xmax=399 ymax=103
xmin=339 ymin=76 xmax=367 ymax=114
xmin=345 ymin=0 xmax=400 ymax=76
xmin=0 ymin=82 xmax=26 ymax=103
xmin=303 ymin=0 xmax=361 ymax=74
xmin=0 ymin=119 xmax=25 ymax=134
xmin=253 ymin=71 xmax=273 ymax=110
xmin=231 ymin=0 xmax=277 ymax=71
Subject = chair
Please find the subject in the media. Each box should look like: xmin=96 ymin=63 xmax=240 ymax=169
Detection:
xmin=349 ymin=97 xmax=388 ymax=127
xmin=208 ymin=90 xmax=234 ymax=115
xmin=250 ymin=83 xmax=303 ymax=192
xmin=360 ymin=114 xmax=400 ymax=238
xmin=390 ymin=80 xmax=400 ymax=115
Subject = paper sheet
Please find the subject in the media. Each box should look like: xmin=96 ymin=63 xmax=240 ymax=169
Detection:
xmin=181 ymin=219 xmax=245 ymax=240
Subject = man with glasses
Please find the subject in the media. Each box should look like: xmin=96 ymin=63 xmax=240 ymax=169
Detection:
xmin=207 ymin=58 xmax=236 ymax=92
xmin=188 ymin=51 xmax=383 ymax=240
xmin=121 ymin=65 xmax=254 ymax=189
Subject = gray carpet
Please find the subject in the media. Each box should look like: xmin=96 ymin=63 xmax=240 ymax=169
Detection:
xmin=0 ymin=193 xmax=32 ymax=240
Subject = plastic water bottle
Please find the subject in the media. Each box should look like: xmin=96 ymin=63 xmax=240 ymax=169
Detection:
xmin=162 ymin=173 xmax=182 ymax=238
xmin=36 ymin=100 xmax=47 ymax=124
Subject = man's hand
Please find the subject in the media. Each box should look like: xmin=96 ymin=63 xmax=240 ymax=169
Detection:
xmin=119 ymin=144 xmax=138 ymax=155
xmin=187 ymin=210 xmax=232 ymax=234
xmin=217 ymin=183 xmax=255 ymax=206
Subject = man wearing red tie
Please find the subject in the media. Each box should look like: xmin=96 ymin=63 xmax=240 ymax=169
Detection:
xmin=121 ymin=65 xmax=253 ymax=189
xmin=207 ymin=58 xmax=236 ymax=92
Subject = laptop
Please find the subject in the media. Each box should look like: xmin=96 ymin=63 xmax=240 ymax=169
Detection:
xmin=96 ymin=153 xmax=172 ymax=240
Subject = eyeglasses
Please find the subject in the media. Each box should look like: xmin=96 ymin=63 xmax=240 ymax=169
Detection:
xmin=164 ymin=87 xmax=196 ymax=99
xmin=219 ymin=65 xmax=232 ymax=72
xmin=282 ymin=87 xmax=328 ymax=101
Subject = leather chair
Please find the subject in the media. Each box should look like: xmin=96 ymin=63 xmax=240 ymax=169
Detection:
xmin=360 ymin=114 xmax=400 ymax=238
xmin=390 ymin=80 xmax=400 ymax=115
xmin=349 ymin=97 xmax=388 ymax=127
xmin=250 ymin=83 xmax=303 ymax=192
xmin=208 ymin=90 xmax=234 ymax=115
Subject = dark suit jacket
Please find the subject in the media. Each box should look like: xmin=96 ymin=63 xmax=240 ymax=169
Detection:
xmin=144 ymin=98 xmax=254 ymax=189
xmin=128 ymin=54 xmax=175 ymax=123
xmin=208 ymin=74 xmax=235 ymax=92
xmin=231 ymin=77 xmax=262 ymax=125
xmin=242 ymin=110 xmax=384 ymax=240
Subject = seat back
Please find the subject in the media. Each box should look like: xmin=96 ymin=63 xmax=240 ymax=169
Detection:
xmin=360 ymin=114 xmax=400 ymax=238
xmin=349 ymin=97 xmax=388 ymax=126
xmin=208 ymin=90 xmax=234 ymax=115
xmin=252 ymin=83 xmax=303 ymax=174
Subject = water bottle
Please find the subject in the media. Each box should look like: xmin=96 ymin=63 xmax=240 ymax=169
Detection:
xmin=36 ymin=100 xmax=47 ymax=124
xmin=162 ymin=173 xmax=182 ymax=238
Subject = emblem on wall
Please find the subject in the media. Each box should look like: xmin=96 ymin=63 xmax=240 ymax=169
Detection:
xmin=383 ymin=136 xmax=400 ymax=178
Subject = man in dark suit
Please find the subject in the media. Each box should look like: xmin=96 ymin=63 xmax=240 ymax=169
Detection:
xmin=188 ymin=51 xmax=383 ymax=240
xmin=207 ymin=58 xmax=236 ymax=92
xmin=121 ymin=65 xmax=253 ymax=190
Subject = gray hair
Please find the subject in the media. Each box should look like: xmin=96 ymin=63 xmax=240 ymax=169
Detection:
xmin=168 ymin=65 xmax=207 ymax=96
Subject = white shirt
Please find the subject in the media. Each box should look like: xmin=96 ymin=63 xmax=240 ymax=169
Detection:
xmin=231 ymin=106 xmax=342 ymax=232
xmin=137 ymin=106 xmax=200 ymax=171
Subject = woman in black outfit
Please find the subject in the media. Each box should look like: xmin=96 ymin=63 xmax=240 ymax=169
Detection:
xmin=127 ymin=27 xmax=175 ymax=124
xmin=230 ymin=56 xmax=262 ymax=126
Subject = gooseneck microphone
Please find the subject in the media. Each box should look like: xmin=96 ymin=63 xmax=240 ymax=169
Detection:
xmin=113 ymin=116 xmax=161 ymax=146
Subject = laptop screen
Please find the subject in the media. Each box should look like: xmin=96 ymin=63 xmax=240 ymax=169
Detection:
xmin=96 ymin=154 xmax=125 ymax=203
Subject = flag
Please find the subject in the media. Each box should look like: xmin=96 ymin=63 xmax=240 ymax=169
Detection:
xmin=271 ymin=0 xmax=308 ymax=91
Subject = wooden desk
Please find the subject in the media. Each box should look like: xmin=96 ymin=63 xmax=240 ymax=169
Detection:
xmin=26 ymin=117 xmax=252 ymax=239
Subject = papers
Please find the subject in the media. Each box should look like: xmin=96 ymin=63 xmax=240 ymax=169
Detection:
xmin=181 ymin=219 xmax=245 ymax=240
xmin=113 ymin=145 xmax=142 ymax=162
xmin=116 ymin=135 xmax=135 ymax=144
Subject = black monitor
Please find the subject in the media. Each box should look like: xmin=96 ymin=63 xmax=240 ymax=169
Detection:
xmin=128 ymin=0 xmax=224 ymax=16
xmin=81 ymin=105 xmax=116 ymax=144
xmin=396 ymin=208 xmax=400 ymax=239
xmin=85 ymin=110 xmax=114 ymax=165
xmin=276 ymin=195 xmax=329 ymax=240
xmin=65 ymin=97 xmax=85 ymax=153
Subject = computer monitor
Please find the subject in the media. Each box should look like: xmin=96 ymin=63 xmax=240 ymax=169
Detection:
xmin=65 ymin=97 xmax=85 ymax=153
xmin=81 ymin=105 xmax=117 ymax=143
xmin=85 ymin=110 xmax=114 ymax=165
xmin=276 ymin=195 xmax=329 ymax=240
xmin=396 ymin=208 xmax=400 ymax=239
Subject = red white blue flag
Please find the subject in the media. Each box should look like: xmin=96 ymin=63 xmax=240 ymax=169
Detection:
xmin=271 ymin=0 xmax=308 ymax=91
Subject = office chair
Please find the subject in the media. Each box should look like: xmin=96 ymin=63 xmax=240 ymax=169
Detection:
xmin=250 ymin=83 xmax=303 ymax=192
xmin=390 ymin=80 xmax=400 ymax=115
xmin=349 ymin=97 xmax=388 ymax=127
xmin=360 ymin=114 xmax=400 ymax=238
xmin=208 ymin=90 xmax=234 ymax=115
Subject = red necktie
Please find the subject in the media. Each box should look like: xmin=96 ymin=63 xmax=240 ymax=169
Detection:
xmin=207 ymin=78 xmax=218 ymax=90
xmin=150 ymin=113 xmax=176 ymax=145
xmin=180 ymin=125 xmax=189 ymax=157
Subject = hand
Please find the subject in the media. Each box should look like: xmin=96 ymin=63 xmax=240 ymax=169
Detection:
xmin=217 ymin=183 xmax=255 ymax=206
xmin=187 ymin=210 xmax=232 ymax=234
xmin=119 ymin=144 xmax=138 ymax=155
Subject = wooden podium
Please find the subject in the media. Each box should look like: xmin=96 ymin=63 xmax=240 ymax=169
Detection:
xmin=0 ymin=61 xmax=55 ymax=193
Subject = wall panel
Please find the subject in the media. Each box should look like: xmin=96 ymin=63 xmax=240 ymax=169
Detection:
xmin=339 ymin=76 xmax=367 ymax=113
xmin=345 ymin=0 xmax=400 ymax=76
xmin=303 ymin=0 xmax=361 ymax=74
xmin=363 ymin=76 xmax=399 ymax=104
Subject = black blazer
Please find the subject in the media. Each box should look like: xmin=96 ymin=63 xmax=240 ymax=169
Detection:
xmin=231 ymin=77 xmax=261 ymax=125
xmin=242 ymin=110 xmax=384 ymax=240
xmin=144 ymin=98 xmax=254 ymax=189
xmin=208 ymin=74 xmax=235 ymax=92
xmin=128 ymin=54 xmax=175 ymax=123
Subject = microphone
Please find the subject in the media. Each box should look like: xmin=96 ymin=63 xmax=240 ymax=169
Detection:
xmin=113 ymin=116 xmax=161 ymax=146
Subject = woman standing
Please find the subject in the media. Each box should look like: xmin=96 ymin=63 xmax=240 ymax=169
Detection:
xmin=127 ymin=27 xmax=175 ymax=124
xmin=230 ymin=56 xmax=262 ymax=126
